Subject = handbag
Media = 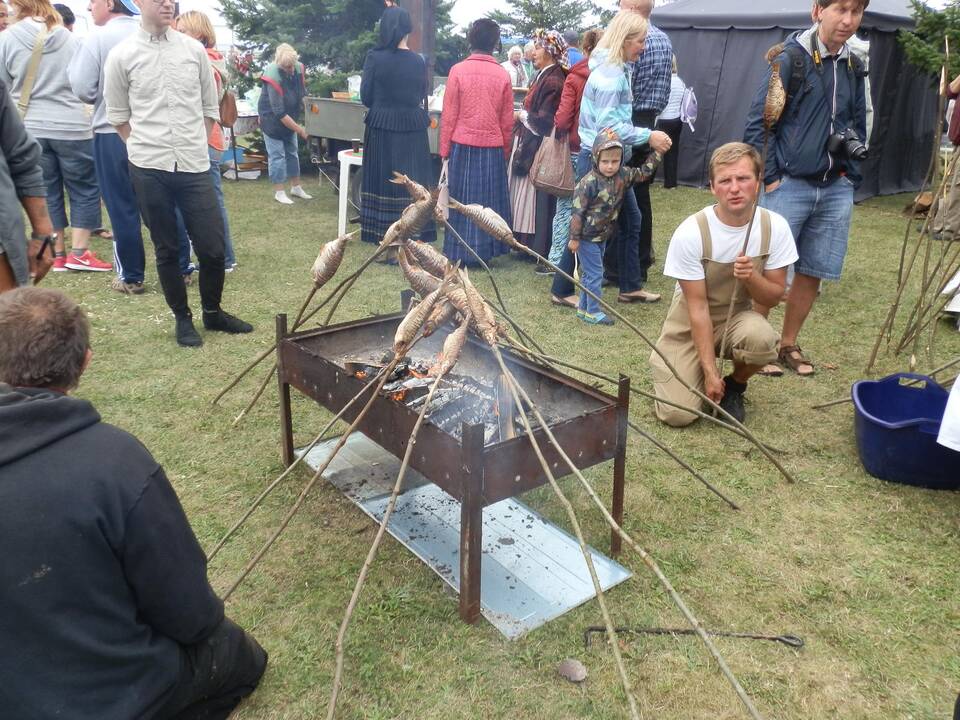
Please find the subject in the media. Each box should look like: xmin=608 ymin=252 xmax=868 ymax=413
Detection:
xmin=438 ymin=159 xmax=450 ymax=221
xmin=529 ymin=127 xmax=574 ymax=198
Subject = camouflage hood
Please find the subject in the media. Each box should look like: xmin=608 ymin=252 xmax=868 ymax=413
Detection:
xmin=591 ymin=128 xmax=625 ymax=169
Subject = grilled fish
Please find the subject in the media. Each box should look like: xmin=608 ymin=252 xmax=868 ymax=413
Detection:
xmin=764 ymin=62 xmax=786 ymax=130
xmin=448 ymin=197 xmax=520 ymax=249
xmin=429 ymin=313 xmax=471 ymax=377
xmin=391 ymin=171 xmax=446 ymax=224
xmin=458 ymin=269 xmax=500 ymax=346
xmin=398 ymin=245 xmax=441 ymax=297
xmin=393 ymin=265 xmax=456 ymax=353
xmin=404 ymin=239 xmax=450 ymax=279
xmin=310 ymin=232 xmax=352 ymax=288
xmin=422 ymin=298 xmax=457 ymax=337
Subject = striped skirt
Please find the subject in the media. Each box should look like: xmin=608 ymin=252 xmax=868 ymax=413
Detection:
xmin=443 ymin=143 xmax=512 ymax=265
xmin=360 ymin=125 xmax=437 ymax=244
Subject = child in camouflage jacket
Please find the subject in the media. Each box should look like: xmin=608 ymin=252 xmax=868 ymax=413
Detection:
xmin=568 ymin=128 xmax=661 ymax=325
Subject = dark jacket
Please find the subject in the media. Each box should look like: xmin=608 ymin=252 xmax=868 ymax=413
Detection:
xmin=0 ymin=385 xmax=224 ymax=720
xmin=0 ymin=79 xmax=45 ymax=287
xmin=512 ymin=63 xmax=565 ymax=177
xmin=360 ymin=48 xmax=429 ymax=132
xmin=744 ymin=31 xmax=867 ymax=187
xmin=570 ymin=130 xmax=661 ymax=245
xmin=258 ymin=62 xmax=307 ymax=139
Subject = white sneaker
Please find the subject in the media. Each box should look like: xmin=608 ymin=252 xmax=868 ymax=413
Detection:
xmin=275 ymin=190 xmax=294 ymax=205
xmin=289 ymin=185 xmax=313 ymax=200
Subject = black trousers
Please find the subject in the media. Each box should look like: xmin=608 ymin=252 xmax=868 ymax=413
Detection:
xmin=606 ymin=109 xmax=657 ymax=284
xmin=154 ymin=617 xmax=268 ymax=720
xmin=655 ymin=118 xmax=683 ymax=188
xmin=128 ymin=164 xmax=225 ymax=318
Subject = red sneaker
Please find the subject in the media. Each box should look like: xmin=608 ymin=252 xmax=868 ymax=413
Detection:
xmin=64 ymin=249 xmax=112 ymax=272
xmin=52 ymin=255 xmax=67 ymax=272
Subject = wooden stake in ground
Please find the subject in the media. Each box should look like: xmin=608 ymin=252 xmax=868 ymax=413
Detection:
xmin=325 ymin=316 xmax=468 ymax=720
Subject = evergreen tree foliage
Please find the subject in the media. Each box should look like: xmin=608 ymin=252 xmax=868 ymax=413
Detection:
xmin=486 ymin=0 xmax=606 ymax=37
xmin=899 ymin=0 xmax=960 ymax=78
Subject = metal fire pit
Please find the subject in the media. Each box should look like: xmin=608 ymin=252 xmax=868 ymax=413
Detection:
xmin=275 ymin=303 xmax=630 ymax=624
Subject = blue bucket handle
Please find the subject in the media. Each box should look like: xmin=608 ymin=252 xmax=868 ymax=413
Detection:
xmin=856 ymin=372 xmax=948 ymax=430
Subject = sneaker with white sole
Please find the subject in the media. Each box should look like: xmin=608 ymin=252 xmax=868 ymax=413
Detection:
xmin=289 ymin=185 xmax=312 ymax=200
xmin=64 ymin=249 xmax=112 ymax=272
xmin=275 ymin=190 xmax=294 ymax=205
xmin=52 ymin=255 xmax=68 ymax=272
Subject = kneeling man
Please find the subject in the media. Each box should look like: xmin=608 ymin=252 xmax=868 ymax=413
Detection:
xmin=651 ymin=143 xmax=798 ymax=426
xmin=0 ymin=287 xmax=267 ymax=718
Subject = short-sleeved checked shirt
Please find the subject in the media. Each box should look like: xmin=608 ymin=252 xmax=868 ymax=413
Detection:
xmin=631 ymin=23 xmax=673 ymax=115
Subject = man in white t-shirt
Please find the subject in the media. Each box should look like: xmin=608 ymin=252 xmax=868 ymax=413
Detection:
xmin=651 ymin=142 xmax=798 ymax=426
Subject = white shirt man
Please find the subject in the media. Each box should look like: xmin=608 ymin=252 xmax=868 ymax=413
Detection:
xmin=104 ymin=0 xmax=252 ymax=347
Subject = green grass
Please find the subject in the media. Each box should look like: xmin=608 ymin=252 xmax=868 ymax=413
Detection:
xmin=57 ymin=177 xmax=960 ymax=719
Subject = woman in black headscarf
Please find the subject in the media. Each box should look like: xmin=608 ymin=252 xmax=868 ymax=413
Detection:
xmin=359 ymin=6 xmax=435 ymax=250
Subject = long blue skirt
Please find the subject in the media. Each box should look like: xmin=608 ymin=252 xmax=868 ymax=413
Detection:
xmin=443 ymin=143 xmax=512 ymax=265
xmin=360 ymin=125 xmax=436 ymax=244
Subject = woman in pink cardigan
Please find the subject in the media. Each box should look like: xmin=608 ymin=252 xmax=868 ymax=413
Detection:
xmin=440 ymin=18 xmax=514 ymax=265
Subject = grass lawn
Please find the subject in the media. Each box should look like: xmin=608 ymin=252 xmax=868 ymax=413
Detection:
xmin=55 ymin=176 xmax=959 ymax=720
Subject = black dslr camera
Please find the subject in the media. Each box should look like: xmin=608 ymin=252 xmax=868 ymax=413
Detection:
xmin=827 ymin=128 xmax=868 ymax=161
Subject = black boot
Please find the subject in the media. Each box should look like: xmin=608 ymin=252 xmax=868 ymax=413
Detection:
xmin=202 ymin=309 xmax=253 ymax=334
xmin=175 ymin=312 xmax=202 ymax=347
xmin=718 ymin=375 xmax=747 ymax=424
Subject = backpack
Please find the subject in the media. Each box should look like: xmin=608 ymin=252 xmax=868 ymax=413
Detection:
xmin=680 ymin=86 xmax=697 ymax=132
xmin=768 ymin=41 xmax=865 ymax=107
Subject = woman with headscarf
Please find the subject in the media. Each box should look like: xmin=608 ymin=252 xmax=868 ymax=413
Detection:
xmin=508 ymin=28 xmax=567 ymax=267
xmin=440 ymin=18 xmax=513 ymax=266
xmin=359 ymin=5 xmax=435 ymax=250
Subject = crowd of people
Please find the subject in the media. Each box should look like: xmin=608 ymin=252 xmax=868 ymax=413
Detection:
xmin=0 ymin=0 xmax=873 ymax=714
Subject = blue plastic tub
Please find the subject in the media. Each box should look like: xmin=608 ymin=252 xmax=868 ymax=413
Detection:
xmin=852 ymin=372 xmax=960 ymax=490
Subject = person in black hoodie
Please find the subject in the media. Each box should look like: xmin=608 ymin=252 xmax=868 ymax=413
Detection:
xmin=0 ymin=287 xmax=267 ymax=720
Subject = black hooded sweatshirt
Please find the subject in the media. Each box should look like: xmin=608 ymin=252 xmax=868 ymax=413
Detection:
xmin=0 ymin=385 xmax=224 ymax=719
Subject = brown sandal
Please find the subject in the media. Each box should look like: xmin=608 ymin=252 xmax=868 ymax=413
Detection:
xmin=778 ymin=345 xmax=815 ymax=377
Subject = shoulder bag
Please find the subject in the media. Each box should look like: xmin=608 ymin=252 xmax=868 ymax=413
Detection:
xmin=17 ymin=21 xmax=49 ymax=119
xmin=529 ymin=126 xmax=574 ymax=198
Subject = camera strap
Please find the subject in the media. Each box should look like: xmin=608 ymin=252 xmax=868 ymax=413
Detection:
xmin=808 ymin=30 xmax=858 ymax=125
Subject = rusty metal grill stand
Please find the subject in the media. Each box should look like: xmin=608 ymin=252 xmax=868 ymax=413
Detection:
xmin=275 ymin=310 xmax=630 ymax=624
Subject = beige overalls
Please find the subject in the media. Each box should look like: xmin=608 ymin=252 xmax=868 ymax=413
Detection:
xmin=650 ymin=209 xmax=780 ymax=428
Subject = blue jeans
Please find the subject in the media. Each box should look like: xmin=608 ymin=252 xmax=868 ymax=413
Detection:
xmin=577 ymin=240 xmax=606 ymax=315
xmin=551 ymin=147 xmax=640 ymax=295
xmin=38 ymin=137 xmax=102 ymax=231
xmin=760 ymin=175 xmax=854 ymax=281
xmin=177 ymin=147 xmax=236 ymax=270
xmin=94 ymin=132 xmax=145 ymax=283
xmin=264 ymin=132 xmax=300 ymax=185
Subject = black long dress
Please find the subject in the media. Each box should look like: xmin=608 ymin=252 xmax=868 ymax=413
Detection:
xmin=359 ymin=48 xmax=436 ymax=244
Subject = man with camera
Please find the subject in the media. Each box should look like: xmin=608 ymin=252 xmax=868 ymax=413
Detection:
xmin=744 ymin=0 xmax=868 ymax=377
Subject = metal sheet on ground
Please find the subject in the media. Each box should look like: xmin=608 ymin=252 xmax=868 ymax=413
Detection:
xmin=301 ymin=433 xmax=632 ymax=640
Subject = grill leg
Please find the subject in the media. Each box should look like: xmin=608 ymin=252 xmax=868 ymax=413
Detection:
xmin=276 ymin=313 xmax=294 ymax=467
xmin=459 ymin=422 xmax=485 ymax=624
xmin=611 ymin=374 xmax=630 ymax=556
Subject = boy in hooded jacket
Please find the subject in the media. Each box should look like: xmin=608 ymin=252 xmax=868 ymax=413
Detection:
xmin=568 ymin=128 xmax=661 ymax=325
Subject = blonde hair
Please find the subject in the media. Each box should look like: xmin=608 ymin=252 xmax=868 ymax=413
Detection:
xmin=274 ymin=43 xmax=299 ymax=70
xmin=10 ymin=0 xmax=60 ymax=29
xmin=177 ymin=10 xmax=216 ymax=48
xmin=709 ymin=142 xmax=763 ymax=183
xmin=596 ymin=11 xmax=647 ymax=66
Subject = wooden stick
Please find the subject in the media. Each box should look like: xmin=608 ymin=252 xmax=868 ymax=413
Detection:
xmin=507 ymin=242 xmax=796 ymax=484
xmin=212 ymin=242 xmax=390 ymax=405
xmin=628 ymin=420 xmax=740 ymax=510
xmin=326 ymin=355 xmax=453 ymax=720
xmin=489 ymin=347 xmax=641 ymax=720
xmin=494 ymin=348 xmax=764 ymax=720
xmin=222 ymin=344 xmax=410 ymax=601
xmin=811 ymin=356 xmax=960 ymax=410
xmin=208 ymin=362 xmax=397 ymax=561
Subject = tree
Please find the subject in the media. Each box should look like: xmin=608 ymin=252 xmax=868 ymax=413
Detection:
xmin=486 ymin=0 xmax=606 ymax=37
xmin=899 ymin=0 xmax=960 ymax=78
xmin=220 ymin=0 xmax=461 ymax=82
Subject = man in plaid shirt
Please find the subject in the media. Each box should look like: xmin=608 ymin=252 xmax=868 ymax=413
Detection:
xmin=610 ymin=0 xmax=673 ymax=294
